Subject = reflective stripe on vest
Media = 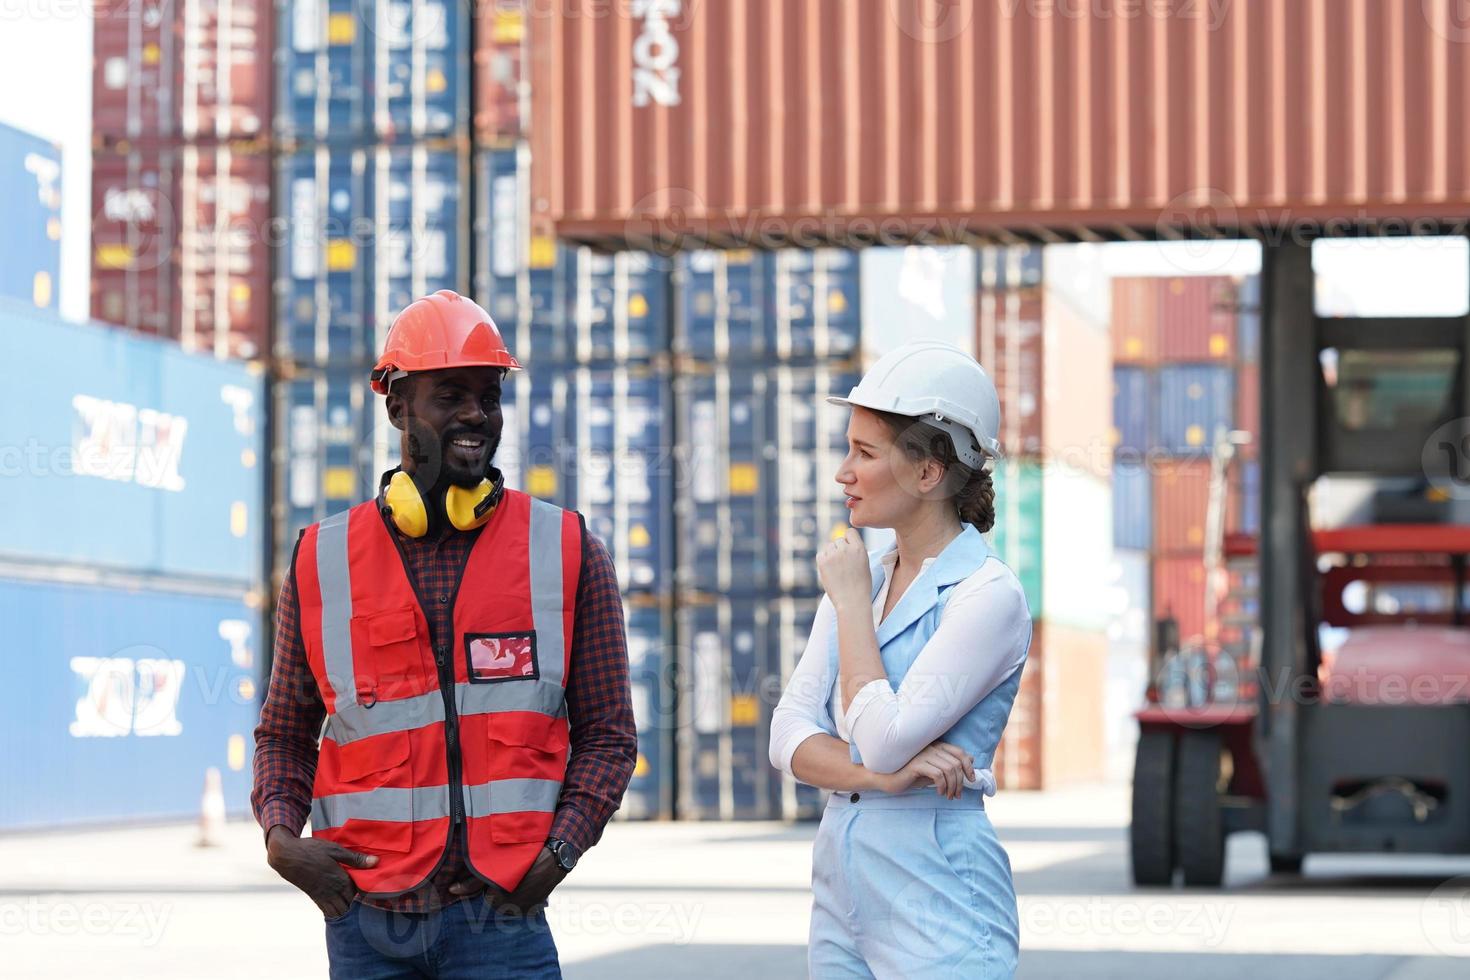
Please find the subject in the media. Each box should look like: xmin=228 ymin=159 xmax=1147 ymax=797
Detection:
xmin=311 ymin=778 xmax=562 ymax=830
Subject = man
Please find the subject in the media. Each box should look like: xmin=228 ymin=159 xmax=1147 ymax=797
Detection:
xmin=253 ymin=290 xmax=638 ymax=978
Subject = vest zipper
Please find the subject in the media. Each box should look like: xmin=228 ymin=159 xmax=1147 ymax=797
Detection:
xmin=434 ymin=640 xmax=465 ymax=826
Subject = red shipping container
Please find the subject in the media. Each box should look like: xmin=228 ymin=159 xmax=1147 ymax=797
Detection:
xmin=1112 ymin=278 xmax=1159 ymax=365
xmin=1153 ymin=459 xmax=1211 ymax=554
xmin=993 ymin=621 xmax=1042 ymax=791
xmin=976 ymin=287 xmax=1043 ymax=458
xmin=1156 ymin=276 xmax=1238 ymax=362
xmin=92 ymin=0 xmax=271 ymax=143
xmin=91 ymin=144 xmax=271 ymax=360
xmin=1236 ymin=360 xmax=1260 ymax=445
xmin=474 ymin=2 xmax=527 ymax=140
xmin=1154 ymin=556 xmax=1208 ymax=644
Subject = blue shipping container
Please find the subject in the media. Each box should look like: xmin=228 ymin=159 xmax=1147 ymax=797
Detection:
xmin=1239 ymin=458 xmax=1260 ymax=536
xmin=566 ymin=249 xmax=672 ymax=363
xmin=768 ymin=248 xmax=861 ymax=361
xmin=278 ymin=0 xmax=467 ymax=141
xmin=0 ymin=309 xmax=264 ymax=585
xmin=675 ymin=368 xmax=773 ymax=594
xmin=1112 ymin=458 xmax=1153 ymax=551
xmin=0 ymin=577 xmax=260 ymax=830
xmin=0 ymin=122 xmax=61 ymax=311
xmin=771 ymin=594 xmax=829 ymax=819
xmin=977 ymin=243 xmax=1044 ymax=291
xmin=474 ymin=145 xmax=530 ymax=349
xmin=770 ymin=365 xmax=862 ymax=594
xmin=567 ymin=366 xmax=673 ymax=593
xmin=622 ymin=596 xmax=674 ymax=820
xmin=276 ymin=365 xmax=400 ymax=573
xmin=1155 ymin=364 xmax=1235 ymax=455
xmin=676 ymin=596 xmax=775 ymax=819
xmin=1112 ymin=366 xmax=1152 ymax=457
xmin=675 ymin=250 xmax=772 ymax=361
xmin=276 ymin=144 xmax=467 ymax=365
xmin=1237 ymin=274 xmax=1261 ymax=363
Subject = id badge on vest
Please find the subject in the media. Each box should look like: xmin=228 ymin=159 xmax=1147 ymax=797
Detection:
xmin=465 ymin=631 xmax=539 ymax=683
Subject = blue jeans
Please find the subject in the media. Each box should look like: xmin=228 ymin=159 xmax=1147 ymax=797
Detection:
xmin=325 ymin=898 xmax=561 ymax=979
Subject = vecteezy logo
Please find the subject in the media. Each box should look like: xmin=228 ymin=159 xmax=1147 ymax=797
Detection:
xmin=72 ymin=395 xmax=188 ymax=492
xmin=70 ymin=654 xmax=186 ymax=738
xmin=632 ymin=0 xmax=682 ymax=107
xmin=1422 ymin=875 xmax=1470 ymax=955
xmin=1423 ymin=417 xmax=1470 ymax=500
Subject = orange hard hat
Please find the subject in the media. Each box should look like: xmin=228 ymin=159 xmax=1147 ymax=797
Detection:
xmin=370 ymin=290 xmax=521 ymax=394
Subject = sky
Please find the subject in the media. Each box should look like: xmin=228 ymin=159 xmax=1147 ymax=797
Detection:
xmin=2 ymin=15 xmax=1466 ymax=328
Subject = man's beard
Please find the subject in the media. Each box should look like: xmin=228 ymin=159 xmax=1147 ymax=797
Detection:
xmin=408 ymin=426 xmax=500 ymax=489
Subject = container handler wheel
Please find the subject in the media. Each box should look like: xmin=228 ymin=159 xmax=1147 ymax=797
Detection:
xmin=1175 ymin=731 xmax=1226 ymax=886
xmin=1130 ymin=730 xmax=1176 ymax=885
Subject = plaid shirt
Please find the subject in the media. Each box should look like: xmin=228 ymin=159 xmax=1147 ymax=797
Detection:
xmin=251 ymin=498 xmax=637 ymax=913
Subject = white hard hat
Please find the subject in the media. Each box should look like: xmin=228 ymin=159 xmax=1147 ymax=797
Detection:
xmin=828 ymin=340 xmax=1003 ymax=468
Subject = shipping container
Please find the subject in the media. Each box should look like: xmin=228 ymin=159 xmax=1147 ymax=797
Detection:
xmin=1112 ymin=277 xmax=1160 ymax=365
xmin=565 ymin=365 xmax=674 ymax=593
xmin=92 ymin=0 xmax=272 ymax=142
xmin=769 ymin=364 xmax=863 ymax=595
xmin=988 ymin=459 xmax=1043 ymax=617
xmin=565 ymin=249 xmax=673 ymax=363
xmin=991 ymin=635 xmax=1041 ymax=791
xmin=278 ymin=0 xmax=467 ymax=141
xmin=768 ymin=248 xmax=862 ymax=361
xmin=1109 ymin=549 xmax=1152 ymax=652
xmin=1153 ymin=459 xmax=1211 ymax=554
xmin=1236 ymin=360 xmax=1260 ymax=446
xmin=527 ymin=2 xmax=1470 ymax=245
xmin=1112 ymin=365 xmax=1151 ymax=456
xmin=1 ymin=308 xmax=265 ymax=585
xmin=771 ymin=593 xmax=829 ymax=820
xmin=473 ymin=2 xmax=527 ymax=140
xmin=676 ymin=595 xmax=776 ymax=820
xmin=1040 ymin=288 xmax=1112 ymax=475
xmin=976 ymin=287 xmax=1043 ymax=457
xmin=862 ymin=245 xmax=976 ymax=362
xmin=274 ymin=363 xmax=398 ymax=570
xmin=620 ymin=593 xmax=674 ymax=820
xmin=1236 ymin=274 xmax=1261 ymax=363
xmin=92 ymin=144 xmax=272 ymax=360
xmin=0 ymin=123 xmax=61 ymax=313
xmin=277 ymin=0 xmax=370 ymax=139
xmin=0 ymin=576 xmax=261 ymax=830
xmin=1154 ymin=555 xmax=1208 ymax=644
xmin=674 ymin=367 xmax=773 ymax=595
xmin=1155 ymin=276 xmax=1238 ymax=362
xmin=275 ymin=143 xmax=468 ymax=365
xmin=1154 ymin=364 xmax=1234 ymax=456
xmin=674 ymin=250 xmax=772 ymax=361
xmin=976 ymin=245 xmax=1043 ymax=292
xmin=473 ymin=144 xmax=530 ymax=341
xmin=1112 ymin=459 xmax=1152 ymax=551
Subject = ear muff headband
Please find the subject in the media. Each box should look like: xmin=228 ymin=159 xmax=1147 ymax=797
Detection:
xmin=381 ymin=469 xmax=505 ymax=538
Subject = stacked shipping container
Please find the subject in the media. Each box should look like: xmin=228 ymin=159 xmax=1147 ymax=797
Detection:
xmin=1110 ymin=274 xmax=1261 ymax=707
xmin=978 ymin=245 xmax=1114 ymax=790
xmin=0 ymin=306 xmax=266 ymax=828
xmin=90 ymin=0 xmax=273 ymax=359
xmin=0 ymin=123 xmax=62 ymax=312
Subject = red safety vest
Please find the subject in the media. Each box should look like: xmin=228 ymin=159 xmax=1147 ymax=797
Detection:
xmin=293 ymin=488 xmax=583 ymax=898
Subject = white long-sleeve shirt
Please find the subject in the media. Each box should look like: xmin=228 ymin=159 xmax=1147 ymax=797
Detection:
xmin=768 ymin=544 xmax=1032 ymax=793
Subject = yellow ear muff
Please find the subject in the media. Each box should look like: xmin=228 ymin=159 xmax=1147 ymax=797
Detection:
xmin=383 ymin=471 xmax=430 ymax=538
xmin=444 ymin=470 xmax=503 ymax=531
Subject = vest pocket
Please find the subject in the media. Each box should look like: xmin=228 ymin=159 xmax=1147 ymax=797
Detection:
xmin=485 ymin=714 xmax=567 ymax=844
xmin=352 ymin=607 xmax=427 ymax=696
xmin=323 ymin=731 xmax=416 ymax=855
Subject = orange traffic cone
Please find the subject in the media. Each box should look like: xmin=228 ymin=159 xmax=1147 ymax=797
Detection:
xmin=197 ymin=767 xmax=226 ymax=848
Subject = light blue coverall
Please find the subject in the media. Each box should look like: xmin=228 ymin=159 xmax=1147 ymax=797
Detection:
xmin=805 ymin=526 xmax=1030 ymax=979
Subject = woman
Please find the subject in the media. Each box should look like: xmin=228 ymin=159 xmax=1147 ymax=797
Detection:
xmin=769 ymin=340 xmax=1033 ymax=979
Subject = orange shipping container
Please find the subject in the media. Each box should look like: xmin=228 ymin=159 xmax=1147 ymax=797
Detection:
xmin=976 ymin=287 xmax=1043 ymax=458
xmin=1156 ymin=276 xmax=1238 ymax=362
xmin=1112 ymin=278 xmax=1159 ymax=365
xmin=1236 ymin=360 xmax=1260 ymax=443
xmin=474 ymin=2 xmax=527 ymax=141
xmin=992 ymin=620 xmax=1108 ymax=791
xmin=1154 ymin=556 xmax=1208 ymax=644
xmin=528 ymin=1 xmax=1470 ymax=246
xmin=1153 ymin=459 xmax=1211 ymax=554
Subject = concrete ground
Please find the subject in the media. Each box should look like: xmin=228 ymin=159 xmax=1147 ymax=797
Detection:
xmin=3 ymin=782 xmax=1468 ymax=978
